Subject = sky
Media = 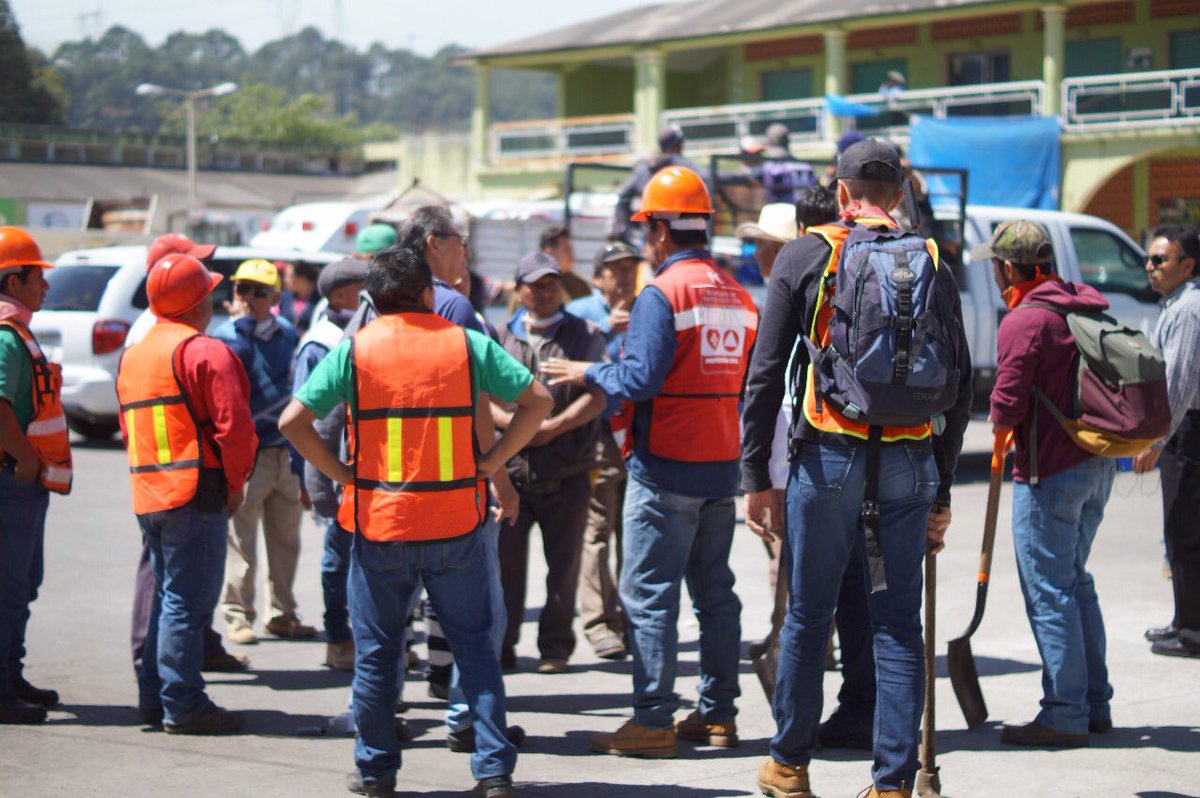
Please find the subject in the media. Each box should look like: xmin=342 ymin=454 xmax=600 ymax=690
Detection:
xmin=10 ymin=0 xmax=664 ymax=55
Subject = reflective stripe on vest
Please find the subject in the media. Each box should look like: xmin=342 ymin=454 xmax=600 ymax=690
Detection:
xmin=801 ymin=221 xmax=937 ymax=443
xmin=338 ymin=313 xmax=483 ymax=542
xmin=0 ymin=318 xmax=73 ymax=494
xmin=116 ymin=320 xmax=204 ymax=513
xmin=644 ymin=258 xmax=758 ymax=463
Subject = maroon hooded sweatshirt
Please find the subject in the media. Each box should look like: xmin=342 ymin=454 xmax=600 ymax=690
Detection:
xmin=990 ymin=279 xmax=1109 ymax=483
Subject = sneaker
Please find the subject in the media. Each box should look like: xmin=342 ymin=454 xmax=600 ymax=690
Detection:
xmin=164 ymin=705 xmax=246 ymax=735
xmin=593 ymin=637 xmax=628 ymax=660
xmin=228 ymin=624 xmax=258 ymax=645
xmin=1151 ymin=635 xmax=1200 ymax=658
xmin=266 ymin=616 xmax=317 ymax=639
xmin=326 ymin=640 xmax=356 ymax=671
xmin=1145 ymin=623 xmax=1178 ymax=642
xmin=447 ymin=724 xmax=526 ymax=753
xmin=591 ymin=719 xmax=678 ymax=758
xmin=675 ymin=711 xmax=738 ymax=747
xmin=10 ymin=676 xmax=59 ymax=708
xmin=473 ymin=775 xmax=514 ymax=798
xmin=0 ymin=694 xmax=47 ymax=724
xmin=345 ymin=772 xmax=395 ymax=797
xmin=757 ymin=758 xmax=812 ymax=798
xmin=203 ymin=651 xmax=251 ymax=673
xmin=1000 ymin=721 xmax=1088 ymax=748
xmin=536 ymin=658 xmax=568 ymax=674
xmin=818 ymin=712 xmax=873 ymax=751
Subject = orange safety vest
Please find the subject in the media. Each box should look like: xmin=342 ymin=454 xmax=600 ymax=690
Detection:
xmin=642 ymin=257 xmax=758 ymax=463
xmin=338 ymin=313 xmax=484 ymax=542
xmin=116 ymin=320 xmax=205 ymax=514
xmin=802 ymin=218 xmax=939 ymax=443
xmin=0 ymin=318 xmax=72 ymax=493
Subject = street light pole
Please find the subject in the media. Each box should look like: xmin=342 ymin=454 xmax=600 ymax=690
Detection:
xmin=135 ymin=81 xmax=239 ymax=226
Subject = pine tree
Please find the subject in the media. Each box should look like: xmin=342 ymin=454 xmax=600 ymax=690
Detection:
xmin=0 ymin=1 xmax=64 ymax=124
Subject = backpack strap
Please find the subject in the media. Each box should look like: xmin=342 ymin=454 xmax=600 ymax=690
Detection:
xmin=891 ymin=250 xmax=915 ymax=384
xmin=862 ymin=426 xmax=887 ymax=593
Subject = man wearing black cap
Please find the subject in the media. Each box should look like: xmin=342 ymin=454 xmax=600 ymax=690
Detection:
xmin=741 ymin=139 xmax=972 ymax=798
xmin=611 ymin=124 xmax=705 ymax=243
xmin=495 ymin=252 xmax=607 ymax=674
xmin=292 ymin=257 xmax=368 ymax=671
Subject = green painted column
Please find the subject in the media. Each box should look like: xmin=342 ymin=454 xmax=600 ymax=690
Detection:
xmin=729 ymin=46 xmax=746 ymax=104
xmin=1132 ymin=159 xmax=1151 ymax=238
xmin=1042 ymin=5 xmax=1066 ymax=117
xmin=635 ymin=49 xmax=666 ymax=153
xmin=470 ymin=65 xmax=492 ymax=171
xmin=823 ymin=29 xmax=847 ymax=142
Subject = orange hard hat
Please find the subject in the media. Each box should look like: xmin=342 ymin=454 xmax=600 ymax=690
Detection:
xmin=630 ymin=166 xmax=713 ymax=222
xmin=146 ymin=233 xmax=215 ymax=272
xmin=0 ymin=226 xmax=54 ymax=276
xmin=147 ymin=253 xmax=222 ymax=318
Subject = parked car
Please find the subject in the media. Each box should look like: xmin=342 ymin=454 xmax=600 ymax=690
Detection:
xmin=250 ymin=198 xmax=391 ymax=254
xmin=31 ymin=244 xmax=340 ymax=440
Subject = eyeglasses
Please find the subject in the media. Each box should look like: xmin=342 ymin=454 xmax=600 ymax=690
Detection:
xmin=438 ymin=232 xmax=469 ymax=248
xmin=235 ymin=283 xmax=271 ymax=299
xmin=1146 ymin=254 xmax=1169 ymax=267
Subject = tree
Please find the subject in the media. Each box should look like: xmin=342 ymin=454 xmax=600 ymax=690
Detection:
xmin=0 ymin=1 xmax=65 ymax=124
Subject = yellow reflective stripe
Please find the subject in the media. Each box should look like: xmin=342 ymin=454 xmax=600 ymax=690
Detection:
xmin=152 ymin=404 xmax=171 ymax=464
xmin=387 ymin=417 xmax=403 ymax=483
xmin=126 ymin=409 xmax=138 ymax=467
xmin=438 ymin=417 xmax=453 ymax=482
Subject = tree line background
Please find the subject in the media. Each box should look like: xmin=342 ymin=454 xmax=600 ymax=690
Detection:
xmin=0 ymin=1 xmax=557 ymax=146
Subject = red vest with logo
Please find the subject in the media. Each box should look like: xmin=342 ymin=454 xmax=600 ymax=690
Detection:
xmin=642 ymin=257 xmax=758 ymax=463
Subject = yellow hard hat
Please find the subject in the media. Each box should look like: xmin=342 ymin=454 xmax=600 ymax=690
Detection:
xmin=231 ymin=258 xmax=281 ymax=290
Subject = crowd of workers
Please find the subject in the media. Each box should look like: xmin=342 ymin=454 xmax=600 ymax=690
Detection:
xmin=0 ymin=135 xmax=1197 ymax=798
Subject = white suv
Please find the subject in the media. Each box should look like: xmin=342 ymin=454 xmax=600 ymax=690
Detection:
xmin=31 ymin=244 xmax=341 ymax=439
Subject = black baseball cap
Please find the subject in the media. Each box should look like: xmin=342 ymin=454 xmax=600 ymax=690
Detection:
xmin=836 ymin=138 xmax=905 ymax=184
xmin=514 ymin=251 xmax=561 ymax=284
xmin=593 ymin=240 xmax=639 ymax=270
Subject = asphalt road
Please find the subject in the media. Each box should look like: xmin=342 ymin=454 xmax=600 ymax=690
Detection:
xmin=1 ymin=432 xmax=1196 ymax=798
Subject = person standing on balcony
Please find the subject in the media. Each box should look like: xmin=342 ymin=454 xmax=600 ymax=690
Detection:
xmin=543 ymin=166 xmax=757 ymax=758
xmin=0 ymin=228 xmax=72 ymax=725
xmin=1136 ymin=224 xmax=1200 ymax=660
xmin=610 ymin=124 xmax=706 ymax=245
xmin=878 ymin=70 xmax=907 ymax=105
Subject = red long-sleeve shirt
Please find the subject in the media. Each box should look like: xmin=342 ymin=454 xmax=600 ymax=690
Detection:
xmin=176 ymin=335 xmax=258 ymax=493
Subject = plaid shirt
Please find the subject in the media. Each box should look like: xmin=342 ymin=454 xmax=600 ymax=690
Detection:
xmin=1152 ymin=278 xmax=1200 ymax=443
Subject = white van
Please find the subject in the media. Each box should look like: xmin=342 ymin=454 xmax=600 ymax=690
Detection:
xmin=250 ymin=199 xmax=390 ymax=254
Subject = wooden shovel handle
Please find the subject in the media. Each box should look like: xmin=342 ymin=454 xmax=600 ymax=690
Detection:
xmin=978 ymin=431 xmax=1013 ymax=582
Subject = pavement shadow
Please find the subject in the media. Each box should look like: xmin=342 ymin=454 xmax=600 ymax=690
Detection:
xmin=49 ymin=703 xmax=144 ymax=727
xmin=208 ymin=667 xmax=352 ymax=691
xmin=507 ymin=691 xmax=631 ymax=715
xmin=529 ymin=730 xmax=771 ymax=759
xmin=239 ymin=707 xmax=349 ymax=738
xmin=393 ymin=787 xmax=750 ymax=798
xmin=933 ymin=654 xmax=1040 ymax=678
xmin=1136 ymin=792 xmax=1200 ymax=798
xmin=937 ymin=722 xmax=1200 ymax=755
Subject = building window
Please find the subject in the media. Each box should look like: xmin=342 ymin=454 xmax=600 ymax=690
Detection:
xmin=760 ymin=68 xmax=813 ymax=102
xmin=850 ymin=58 xmax=907 ymax=95
xmin=948 ymin=52 xmax=1011 ymax=85
xmin=1170 ymin=29 xmax=1200 ymax=69
xmin=1065 ymin=37 xmax=1124 ymax=77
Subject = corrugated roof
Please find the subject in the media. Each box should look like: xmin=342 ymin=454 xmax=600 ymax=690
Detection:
xmin=471 ymin=0 xmax=1007 ymax=60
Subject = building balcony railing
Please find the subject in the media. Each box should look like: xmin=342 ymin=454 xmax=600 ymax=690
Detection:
xmin=1062 ymin=67 xmax=1200 ymax=131
xmin=490 ymin=113 xmax=635 ymax=163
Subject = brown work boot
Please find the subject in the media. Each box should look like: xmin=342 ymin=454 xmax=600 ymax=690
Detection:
xmin=757 ymin=758 xmax=812 ymax=798
xmin=866 ymin=788 xmax=912 ymax=798
xmin=591 ymin=719 xmax=678 ymax=758
xmin=325 ymin=640 xmax=355 ymax=671
xmin=675 ymin=711 xmax=739 ymax=747
xmin=266 ymin=616 xmax=317 ymax=639
xmin=1000 ymin=720 xmax=1089 ymax=748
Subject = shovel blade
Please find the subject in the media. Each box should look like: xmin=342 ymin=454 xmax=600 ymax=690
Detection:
xmin=753 ymin=637 xmax=780 ymax=705
xmin=916 ymin=767 xmax=942 ymax=798
xmin=947 ymin=635 xmax=988 ymax=728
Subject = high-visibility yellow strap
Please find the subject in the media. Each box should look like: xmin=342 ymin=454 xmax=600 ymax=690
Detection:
xmin=126 ymin=409 xmax=138 ymax=467
xmin=387 ymin=418 xmax=403 ymax=483
xmin=152 ymin=404 xmax=170 ymax=464
xmin=438 ymin=417 xmax=454 ymax=482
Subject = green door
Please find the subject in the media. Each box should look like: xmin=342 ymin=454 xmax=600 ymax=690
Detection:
xmin=1065 ymin=38 xmax=1123 ymax=77
xmin=851 ymin=58 xmax=907 ymax=95
xmin=1170 ymin=30 xmax=1200 ymax=69
xmin=761 ymin=68 xmax=813 ymax=102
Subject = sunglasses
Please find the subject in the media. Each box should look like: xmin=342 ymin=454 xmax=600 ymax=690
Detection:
xmin=1146 ymin=254 xmax=1169 ymax=267
xmin=235 ymin=283 xmax=271 ymax=299
xmin=438 ymin=232 xmax=469 ymax=248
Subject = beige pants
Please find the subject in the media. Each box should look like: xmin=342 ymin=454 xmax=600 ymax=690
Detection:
xmin=578 ymin=433 xmax=627 ymax=649
xmin=221 ymin=446 xmax=304 ymax=628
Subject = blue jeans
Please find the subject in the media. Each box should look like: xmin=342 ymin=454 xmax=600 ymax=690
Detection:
xmin=831 ymin=529 xmax=877 ymax=724
xmin=349 ymin=529 xmax=515 ymax=784
xmin=320 ymin=515 xmax=353 ymax=644
xmin=620 ymin=476 xmax=741 ymax=729
xmin=446 ymin=511 xmax=504 ymax=731
xmin=0 ymin=471 xmax=49 ymax=694
xmin=136 ymin=502 xmax=228 ymax=723
xmin=1011 ymin=458 xmax=1115 ymax=735
xmin=773 ymin=441 xmax=937 ymax=791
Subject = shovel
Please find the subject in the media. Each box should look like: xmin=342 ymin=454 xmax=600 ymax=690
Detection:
xmin=916 ymin=547 xmax=942 ymax=797
xmin=947 ymin=430 xmax=1011 ymax=729
xmin=753 ymin=539 xmax=790 ymax=704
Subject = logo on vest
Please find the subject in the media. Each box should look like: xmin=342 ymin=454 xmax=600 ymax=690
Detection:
xmin=700 ymin=324 xmax=742 ymax=373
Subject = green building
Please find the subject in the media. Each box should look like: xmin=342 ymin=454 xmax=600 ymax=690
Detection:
xmin=465 ymin=0 xmax=1200 ymax=236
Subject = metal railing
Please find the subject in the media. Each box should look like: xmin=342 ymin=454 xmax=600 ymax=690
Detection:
xmin=661 ymin=97 xmax=827 ymax=153
xmin=1063 ymin=67 xmax=1200 ymax=131
xmin=840 ymin=80 xmax=1045 ymax=140
xmin=490 ymin=114 xmax=635 ymax=162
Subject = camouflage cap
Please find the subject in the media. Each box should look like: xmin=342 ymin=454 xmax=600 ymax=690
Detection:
xmin=971 ymin=219 xmax=1054 ymax=265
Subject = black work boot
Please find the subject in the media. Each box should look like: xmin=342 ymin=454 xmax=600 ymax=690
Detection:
xmin=164 ymin=705 xmax=245 ymax=735
xmin=474 ymin=775 xmax=514 ymax=798
xmin=11 ymin=676 xmax=59 ymax=708
xmin=345 ymin=772 xmax=396 ymax=796
xmin=0 ymin=694 xmax=47 ymax=724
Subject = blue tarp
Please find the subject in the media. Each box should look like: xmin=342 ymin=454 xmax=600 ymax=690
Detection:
xmin=908 ymin=116 xmax=1061 ymax=210
xmin=824 ymin=94 xmax=880 ymax=117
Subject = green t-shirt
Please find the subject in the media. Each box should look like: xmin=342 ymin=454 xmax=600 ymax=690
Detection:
xmin=296 ymin=328 xmax=534 ymax=421
xmin=0 ymin=328 xmax=34 ymax=429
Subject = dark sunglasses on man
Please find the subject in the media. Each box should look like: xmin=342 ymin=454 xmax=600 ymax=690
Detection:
xmin=235 ymin=282 xmax=272 ymax=299
xmin=1146 ymin=254 xmax=1169 ymax=267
